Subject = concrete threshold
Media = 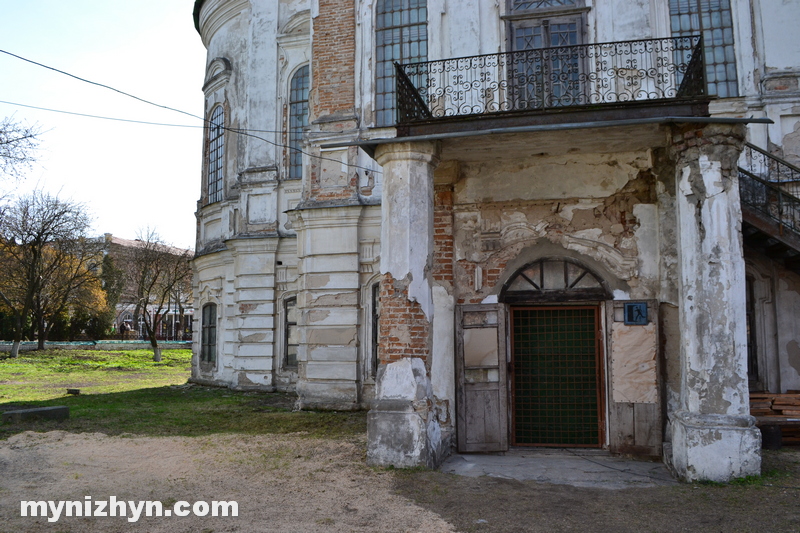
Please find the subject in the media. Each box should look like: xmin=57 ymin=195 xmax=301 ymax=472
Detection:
xmin=440 ymin=448 xmax=678 ymax=489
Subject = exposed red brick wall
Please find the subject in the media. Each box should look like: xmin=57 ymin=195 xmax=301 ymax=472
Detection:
xmin=310 ymin=0 xmax=356 ymax=121
xmin=378 ymin=273 xmax=431 ymax=364
xmin=433 ymin=186 xmax=454 ymax=285
xmin=304 ymin=146 xmax=359 ymax=203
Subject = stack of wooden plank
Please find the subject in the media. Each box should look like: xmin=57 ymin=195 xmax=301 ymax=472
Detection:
xmin=749 ymin=392 xmax=800 ymax=445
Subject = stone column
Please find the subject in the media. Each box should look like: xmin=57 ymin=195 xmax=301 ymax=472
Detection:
xmin=367 ymin=141 xmax=446 ymax=468
xmin=669 ymin=123 xmax=761 ymax=481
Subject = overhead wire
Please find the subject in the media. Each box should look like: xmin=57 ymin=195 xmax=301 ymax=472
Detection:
xmin=0 ymin=99 xmax=202 ymax=128
xmin=0 ymin=48 xmax=381 ymax=174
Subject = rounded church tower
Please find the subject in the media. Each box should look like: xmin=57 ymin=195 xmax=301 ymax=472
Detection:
xmin=191 ymin=0 xmax=310 ymax=391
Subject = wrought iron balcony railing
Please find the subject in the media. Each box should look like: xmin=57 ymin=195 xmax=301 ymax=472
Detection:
xmin=396 ymin=36 xmax=706 ymax=124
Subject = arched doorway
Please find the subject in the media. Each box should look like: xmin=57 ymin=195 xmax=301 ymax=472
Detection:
xmin=501 ymin=259 xmax=609 ymax=448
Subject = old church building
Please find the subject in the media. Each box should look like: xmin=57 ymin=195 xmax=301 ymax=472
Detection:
xmin=189 ymin=0 xmax=800 ymax=481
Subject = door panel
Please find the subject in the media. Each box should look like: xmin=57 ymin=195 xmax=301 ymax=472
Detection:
xmin=456 ymin=304 xmax=508 ymax=452
xmin=511 ymin=306 xmax=603 ymax=447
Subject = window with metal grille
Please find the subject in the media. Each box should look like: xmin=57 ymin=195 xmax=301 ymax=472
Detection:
xmin=201 ymin=303 xmax=217 ymax=364
xmin=509 ymin=14 xmax=584 ymax=108
xmin=284 ymin=297 xmax=298 ymax=369
xmin=670 ymin=0 xmax=738 ymax=97
xmin=375 ymin=0 xmax=428 ymax=126
xmin=206 ymin=106 xmax=225 ymax=204
xmin=288 ymin=66 xmax=309 ymax=180
xmin=513 ymin=0 xmax=577 ymax=10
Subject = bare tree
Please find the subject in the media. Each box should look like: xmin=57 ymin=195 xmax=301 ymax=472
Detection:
xmin=0 ymin=191 xmax=96 ymax=356
xmin=121 ymin=229 xmax=192 ymax=362
xmin=30 ymin=236 xmax=106 ymax=348
xmin=0 ymin=116 xmax=41 ymax=181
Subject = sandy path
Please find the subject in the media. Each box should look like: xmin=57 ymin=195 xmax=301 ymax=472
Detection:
xmin=0 ymin=431 xmax=455 ymax=532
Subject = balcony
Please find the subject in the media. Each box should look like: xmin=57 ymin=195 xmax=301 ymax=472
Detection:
xmin=395 ymin=36 xmax=708 ymax=135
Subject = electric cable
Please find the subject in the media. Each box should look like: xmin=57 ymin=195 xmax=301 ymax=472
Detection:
xmin=0 ymin=49 xmax=381 ymax=174
xmin=0 ymin=100 xmax=201 ymax=128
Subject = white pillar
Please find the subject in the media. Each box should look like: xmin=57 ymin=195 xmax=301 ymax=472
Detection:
xmin=669 ymin=123 xmax=761 ymax=482
xmin=367 ymin=141 xmax=446 ymax=468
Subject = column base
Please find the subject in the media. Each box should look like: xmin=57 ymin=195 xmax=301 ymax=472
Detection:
xmin=366 ymin=399 xmax=448 ymax=468
xmin=295 ymin=380 xmax=360 ymax=411
xmin=669 ymin=410 xmax=761 ymax=482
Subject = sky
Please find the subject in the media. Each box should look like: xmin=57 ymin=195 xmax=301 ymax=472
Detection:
xmin=0 ymin=1 xmax=207 ymax=249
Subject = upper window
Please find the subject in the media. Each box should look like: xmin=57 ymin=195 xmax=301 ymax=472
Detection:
xmin=375 ymin=0 xmax=428 ymax=126
xmin=201 ymin=303 xmax=217 ymax=365
xmin=670 ymin=0 xmax=738 ymax=98
xmin=206 ymin=106 xmax=225 ymax=204
xmin=288 ymin=66 xmax=310 ymax=180
xmin=509 ymin=16 xmax=584 ymax=108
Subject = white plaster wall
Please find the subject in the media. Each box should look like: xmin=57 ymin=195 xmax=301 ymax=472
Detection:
xmin=457 ymin=152 xmax=652 ymax=203
xmin=594 ymin=0 xmax=654 ymax=42
xmin=756 ymin=0 xmax=800 ymax=72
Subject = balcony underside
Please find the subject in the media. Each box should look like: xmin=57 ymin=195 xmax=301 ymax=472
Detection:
xmin=396 ymin=98 xmax=710 ymax=139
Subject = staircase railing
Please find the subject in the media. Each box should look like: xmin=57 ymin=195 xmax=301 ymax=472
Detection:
xmin=739 ymin=168 xmax=800 ymax=235
xmin=741 ymin=142 xmax=800 ymax=187
xmin=739 ymin=143 xmax=800 ymax=240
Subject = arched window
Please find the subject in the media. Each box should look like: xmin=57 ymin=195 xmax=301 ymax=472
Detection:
xmin=500 ymin=258 xmax=608 ymax=303
xmin=201 ymin=303 xmax=217 ymax=364
xmin=288 ymin=66 xmax=309 ymax=180
xmin=206 ymin=106 xmax=225 ymax=203
xmin=375 ymin=0 xmax=428 ymax=126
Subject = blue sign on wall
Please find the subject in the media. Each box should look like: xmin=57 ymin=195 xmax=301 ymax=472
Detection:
xmin=624 ymin=302 xmax=648 ymax=325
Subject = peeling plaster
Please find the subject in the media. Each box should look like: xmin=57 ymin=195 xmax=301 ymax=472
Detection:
xmin=378 ymin=358 xmax=431 ymax=401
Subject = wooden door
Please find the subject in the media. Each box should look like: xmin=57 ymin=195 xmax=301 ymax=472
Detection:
xmin=456 ymin=304 xmax=508 ymax=452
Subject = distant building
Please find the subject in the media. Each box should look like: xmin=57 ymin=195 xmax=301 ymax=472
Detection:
xmin=103 ymin=234 xmax=193 ymax=341
xmin=190 ymin=0 xmax=800 ymax=481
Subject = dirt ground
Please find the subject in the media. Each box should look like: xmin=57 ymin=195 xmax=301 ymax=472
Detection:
xmin=1 ymin=430 xmax=799 ymax=533
xmin=0 ymin=430 xmax=453 ymax=533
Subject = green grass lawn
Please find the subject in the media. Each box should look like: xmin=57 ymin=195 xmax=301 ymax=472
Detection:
xmin=0 ymin=348 xmax=192 ymax=402
xmin=0 ymin=349 xmax=366 ymax=440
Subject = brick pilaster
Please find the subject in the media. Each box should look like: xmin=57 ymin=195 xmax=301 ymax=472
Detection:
xmin=310 ymin=0 xmax=356 ymax=123
xmin=433 ymin=186 xmax=454 ymax=286
xmin=378 ymin=273 xmax=431 ymax=364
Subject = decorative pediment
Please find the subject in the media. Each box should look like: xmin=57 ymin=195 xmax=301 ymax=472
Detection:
xmin=279 ymin=11 xmax=311 ymax=37
xmin=203 ymin=57 xmax=232 ymax=94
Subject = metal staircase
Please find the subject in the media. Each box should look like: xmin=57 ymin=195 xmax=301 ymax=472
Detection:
xmin=739 ymin=143 xmax=800 ymax=273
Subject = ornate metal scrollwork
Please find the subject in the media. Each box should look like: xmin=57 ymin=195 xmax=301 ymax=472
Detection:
xmin=396 ymin=36 xmax=706 ymax=124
